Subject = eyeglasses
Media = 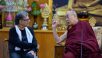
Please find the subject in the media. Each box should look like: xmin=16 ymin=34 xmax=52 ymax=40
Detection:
xmin=23 ymin=19 xmax=30 ymax=21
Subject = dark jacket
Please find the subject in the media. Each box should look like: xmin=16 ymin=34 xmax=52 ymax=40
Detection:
xmin=8 ymin=26 xmax=37 ymax=52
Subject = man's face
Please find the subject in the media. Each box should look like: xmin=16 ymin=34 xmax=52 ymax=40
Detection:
xmin=20 ymin=15 xmax=30 ymax=27
xmin=66 ymin=10 xmax=78 ymax=25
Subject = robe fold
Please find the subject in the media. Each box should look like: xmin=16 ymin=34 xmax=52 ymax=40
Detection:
xmin=63 ymin=21 xmax=102 ymax=58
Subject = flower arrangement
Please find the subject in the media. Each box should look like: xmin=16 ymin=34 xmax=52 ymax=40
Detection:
xmin=28 ymin=0 xmax=41 ymax=29
xmin=30 ymin=0 xmax=41 ymax=17
xmin=40 ymin=3 xmax=50 ymax=30
xmin=0 ymin=0 xmax=6 ymax=5
xmin=0 ymin=0 xmax=6 ymax=9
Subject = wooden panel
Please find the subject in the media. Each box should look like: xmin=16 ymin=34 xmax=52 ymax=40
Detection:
xmin=0 ymin=31 xmax=9 ymax=58
xmin=34 ymin=31 xmax=64 ymax=58
xmin=0 ymin=38 xmax=3 ymax=58
xmin=55 ymin=46 xmax=64 ymax=58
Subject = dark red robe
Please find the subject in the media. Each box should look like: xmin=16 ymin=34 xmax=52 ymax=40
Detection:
xmin=63 ymin=21 xmax=102 ymax=58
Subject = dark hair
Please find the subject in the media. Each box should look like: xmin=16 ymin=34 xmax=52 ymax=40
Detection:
xmin=15 ymin=11 xmax=28 ymax=25
xmin=77 ymin=11 xmax=89 ymax=18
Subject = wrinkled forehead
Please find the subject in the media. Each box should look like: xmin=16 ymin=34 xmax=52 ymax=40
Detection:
xmin=66 ymin=10 xmax=77 ymax=18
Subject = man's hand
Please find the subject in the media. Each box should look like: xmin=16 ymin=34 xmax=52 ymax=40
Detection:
xmin=52 ymin=19 xmax=59 ymax=28
xmin=28 ymin=50 xmax=36 ymax=56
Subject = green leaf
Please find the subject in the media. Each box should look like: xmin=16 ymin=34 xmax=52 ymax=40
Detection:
xmin=0 ymin=0 xmax=6 ymax=5
xmin=31 ymin=10 xmax=41 ymax=16
xmin=31 ymin=2 xmax=37 ymax=8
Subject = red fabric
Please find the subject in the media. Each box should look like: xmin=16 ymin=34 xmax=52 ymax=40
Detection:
xmin=63 ymin=21 xmax=102 ymax=58
xmin=63 ymin=51 xmax=75 ymax=58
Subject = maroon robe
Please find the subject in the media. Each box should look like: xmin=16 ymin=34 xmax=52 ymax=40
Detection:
xmin=63 ymin=21 xmax=102 ymax=58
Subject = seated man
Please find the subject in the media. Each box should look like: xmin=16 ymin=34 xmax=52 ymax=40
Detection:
xmin=8 ymin=11 xmax=38 ymax=58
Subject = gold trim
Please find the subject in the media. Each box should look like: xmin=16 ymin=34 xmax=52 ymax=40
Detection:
xmin=48 ymin=0 xmax=52 ymax=30
xmin=67 ymin=0 xmax=74 ymax=10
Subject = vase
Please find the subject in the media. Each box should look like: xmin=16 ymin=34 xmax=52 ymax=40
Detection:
xmin=33 ymin=22 xmax=38 ymax=30
xmin=41 ymin=3 xmax=50 ymax=30
xmin=5 ymin=12 xmax=13 ymax=27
